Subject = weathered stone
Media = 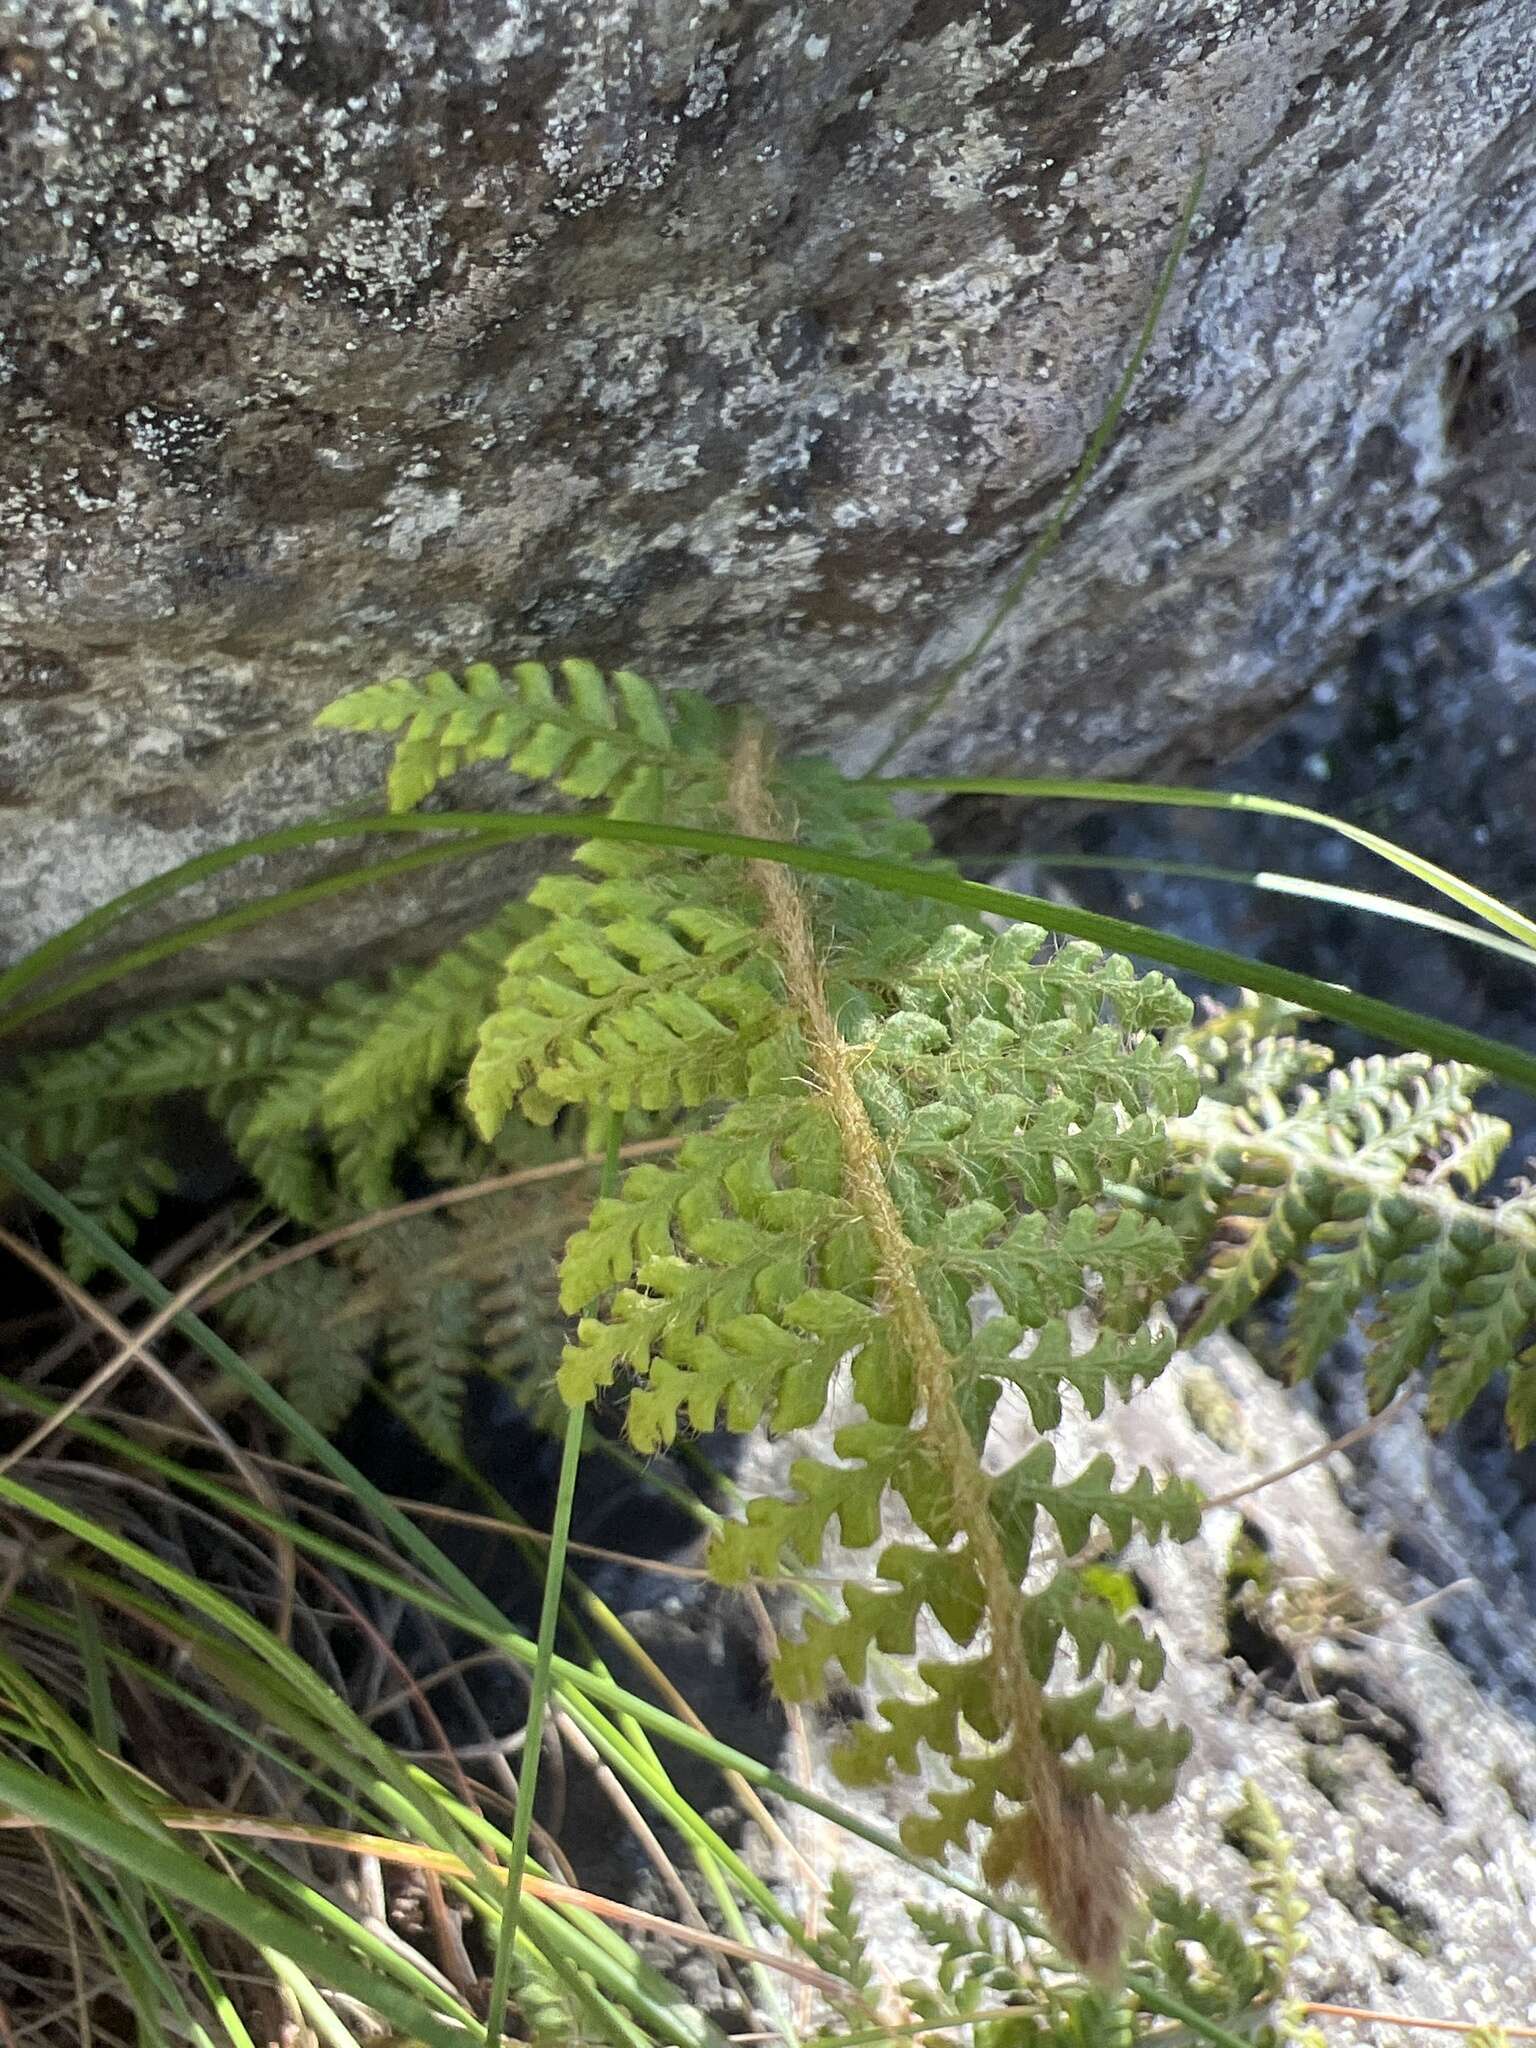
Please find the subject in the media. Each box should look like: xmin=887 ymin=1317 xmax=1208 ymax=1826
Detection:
xmin=3 ymin=2 xmax=1535 ymax=985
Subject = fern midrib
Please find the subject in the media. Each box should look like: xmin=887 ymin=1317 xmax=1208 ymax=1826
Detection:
xmin=727 ymin=723 xmax=1128 ymax=1975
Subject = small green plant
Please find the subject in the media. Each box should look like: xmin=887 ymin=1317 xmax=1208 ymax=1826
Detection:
xmin=10 ymin=653 xmax=1536 ymax=1988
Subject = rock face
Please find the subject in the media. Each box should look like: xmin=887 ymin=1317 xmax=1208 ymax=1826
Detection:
xmin=3 ymin=1 xmax=1536 ymax=979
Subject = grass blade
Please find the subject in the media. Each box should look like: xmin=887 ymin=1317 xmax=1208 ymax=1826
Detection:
xmin=5 ymin=813 xmax=1536 ymax=1094
xmin=967 ymin=850 xmax=1536 ymax=970
xmin=882 ymin=773 xmax=1536 ymax=955
xmin=870 ymin=160 xmax=1208 ymax=772
xmin=0 ymin=1755 xmax=472 ymax=2048
xmin=483 ymin=1118 xmax=618 ymax=2047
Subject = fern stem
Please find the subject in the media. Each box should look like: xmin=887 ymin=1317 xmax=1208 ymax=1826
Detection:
xmin=729 ymin=724 xmax=1127 ymax=1974
xmin=483 ymin=1115 xmax=619 ymax=2048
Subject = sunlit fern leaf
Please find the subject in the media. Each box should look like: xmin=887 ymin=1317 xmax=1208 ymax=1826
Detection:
xmin=557 ymin=859 xmax=1204 ymax=1879
xmin=466 ymin=873 xmax=782 ymax=1133
xmin=315 ymin=658 xmax=725 ymax=814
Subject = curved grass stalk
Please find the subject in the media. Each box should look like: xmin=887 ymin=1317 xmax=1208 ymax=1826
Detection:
xmin=4 ymin=813 xmax=1536 ymax=1095
xmin=483 ymin=1113 xmax=618 ymax=2048
xmin=882 ymin=773 xmax=1536 ymax=957
xmin=964 ymin=850 xmax=1536 ymax=971
xmin=870 ymin=161 xmax=1208 ymax=774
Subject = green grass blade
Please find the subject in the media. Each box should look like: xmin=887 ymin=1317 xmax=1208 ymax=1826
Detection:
xmin=158 ymin=1898 xmax=260 ymax=2048
xmin=0 ymin=1755 xmax=473 ymax=2048
xmin=0 ymin=835 xmax=507 ymax=1029
xmin=970 ymin=850 xmax=1536 ymax=970
xmin=5 ymin=812 xmax=1536 ymax=1093
xmin=483 ymin=1123 xmax=616 ymax=2048
xmin=881 ymin=773 xmax=1536 ymax=955
xmin=0 ymin=1378 xmax=1254 ymax=2048
xmin=0 ymin=802 xmax=479 ymax=1009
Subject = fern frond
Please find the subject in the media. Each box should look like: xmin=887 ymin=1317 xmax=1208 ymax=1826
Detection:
xmin=467 ymin=875 xmax=782 ymax=1132
xmin=226 ymin=981 xmax=427 ymax=1218
xmin=902 ymin=1900 xmax=1027 ymax=2016
xmin=556 ymin=726 xmax=1205 ymax=1966
xmin=813 ymin=1872 xmax=876 ymax=2001
xmin=1142 ymin=1887 xmax=1267 ymax=2016
xmin=378 ymin=1265 xmax=480 ymax=1456
xmin=1223 ymin=1782 xmax=1309 ymax=1989
xmin=1 ymin=985 xmax=315 ymax=1163
xmin=219 ymin=1263 xmax=373 ymax=1440
xmin=321 ymin=904 xmax=541 ymax=1126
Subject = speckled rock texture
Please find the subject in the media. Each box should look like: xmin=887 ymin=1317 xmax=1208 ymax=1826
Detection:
xmin=3 ymin=1 xmax=1536 ymax=982
xmin=722 ymin=1337 xmax=1536 ymax=2033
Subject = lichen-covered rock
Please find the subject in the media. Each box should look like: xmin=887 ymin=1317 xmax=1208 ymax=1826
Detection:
xmin=3 ymin=2 xmax=1535 ymax=981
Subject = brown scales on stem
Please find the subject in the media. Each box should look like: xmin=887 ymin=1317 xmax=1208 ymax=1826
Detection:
xmin=727 ymin=720 xmax=1131 ymax=1977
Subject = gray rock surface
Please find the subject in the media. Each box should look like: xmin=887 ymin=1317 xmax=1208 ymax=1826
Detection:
xmin=709 ymin=1337 xmax=1536 ymax=2033
xmin=4 ymin=2 xmax=1536 ymax=985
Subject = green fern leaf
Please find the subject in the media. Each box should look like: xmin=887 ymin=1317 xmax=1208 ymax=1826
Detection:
xmin=316 ymin=658 xmax=721 ymax=814
xmin=59 ymin=1134 xmax=177 ymax=1279
xmin=220 ymin=1264 xmax=373 ymax=1440
xmin=321 ymin=904 xmax=540 ymax=1126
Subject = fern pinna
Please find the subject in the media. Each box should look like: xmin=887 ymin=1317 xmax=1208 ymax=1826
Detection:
xmin=317 ymin=660 xmax=1207 ymax=1973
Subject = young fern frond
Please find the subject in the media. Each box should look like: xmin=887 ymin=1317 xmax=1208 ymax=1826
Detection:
xmin=1222 ymin=1782 xmax=1310 ymax=1992
xmin=220 ymin=1261 xmax=373 ymax=1441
